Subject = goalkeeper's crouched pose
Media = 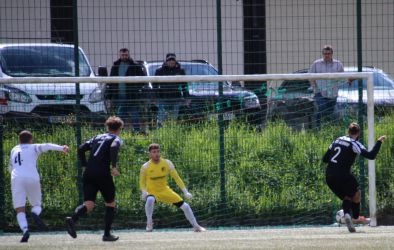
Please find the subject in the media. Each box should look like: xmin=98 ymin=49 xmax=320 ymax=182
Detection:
xmin=140 ymin=143 xmax=206 ymax=232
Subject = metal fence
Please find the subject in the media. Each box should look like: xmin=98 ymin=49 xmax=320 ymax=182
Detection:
xmin=0 ymin=0 xmax=393 ymax=232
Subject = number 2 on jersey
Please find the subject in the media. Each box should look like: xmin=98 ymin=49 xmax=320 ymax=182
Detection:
xmin=14 ymin=152 xmax=22 ymax=166
xmin=331 ymin=147 xmax=341 ymax=163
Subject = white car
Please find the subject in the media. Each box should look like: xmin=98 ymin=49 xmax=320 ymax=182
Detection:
xmin=336 ymin=67 xmax=394 ymax=117
xmin=0 ymin=43 xmax=106 ymax=122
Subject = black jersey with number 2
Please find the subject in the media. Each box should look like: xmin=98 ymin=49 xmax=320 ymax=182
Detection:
xmin=323 ymin=135 xmax=382 ymax=175
xmin=78 ymin=133 xmax=122 ymax=176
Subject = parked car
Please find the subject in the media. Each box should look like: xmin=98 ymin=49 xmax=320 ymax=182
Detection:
xmin=267 ymin=67 xmax=394 ymax=127
xmin=336 ymin=67 xmax=394 ymax=118
xmin=143 ymin=60 xmax=262 ymax=124
xmin=0 ymin=43 xmax=106 ymax=123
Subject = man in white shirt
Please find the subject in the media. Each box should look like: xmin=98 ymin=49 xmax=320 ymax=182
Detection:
xmin=9 ymin=130 xmax=69 ymax=242
xmin=309 ymin=45 xmax=346 ymax=127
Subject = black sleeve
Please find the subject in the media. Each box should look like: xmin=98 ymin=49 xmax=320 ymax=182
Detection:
xmin=110 ymin=139 xmax=121 ymax=168
xmin=322 ymin=148 xmax=331 ymax=163
xmin=78 ymin=142 xmax=91 ymax=167
xmin=153 ymin=68 xmax=162 ymax=90
xmin=180 ymin=68 xmax=190 ymax=97
xmin=110 ymin=65 xmax=117 ymax=76
xmin=106 ymin=65 xmax=118 ymax=100
xmin=360 ymin=141 xmax=382 ymax=160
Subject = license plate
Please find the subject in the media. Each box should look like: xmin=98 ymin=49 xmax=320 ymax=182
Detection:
xmin=208 ymin=112 xmax=235 ymax=121
xmin=48 ymin=115 xmax=76 ymax=124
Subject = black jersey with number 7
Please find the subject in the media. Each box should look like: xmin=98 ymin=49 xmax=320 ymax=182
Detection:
xmin=78 ymin=133 xmax=122 ymax=175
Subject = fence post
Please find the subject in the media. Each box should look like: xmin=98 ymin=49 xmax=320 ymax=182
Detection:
xmin=216 ymin=0 xmax=226 ymax=212
xmin=73 ymin=0 xmax=83 ymax=204
xmin=356 ymin=0 xmax=367 ymax=213
xmin=0 ymin=121 xmax=5 ymax=233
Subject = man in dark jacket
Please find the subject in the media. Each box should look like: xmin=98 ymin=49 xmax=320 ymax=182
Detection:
xmin=154 ymin=53 xmax=189 ymax=127
xmin=107 ymin=48 xmax=145 ymax=133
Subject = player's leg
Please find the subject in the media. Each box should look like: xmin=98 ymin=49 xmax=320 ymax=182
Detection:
xmin=12 ymin=178 xmax=30 ymax=242
xmin=145 ymin=195 xmax=156 ymax=232
xmin=347 ymin=175 xmax=361 ymax=220
xmin=326 ymin=174 xmax=355 ymax=232
xmin=66 ymin=176 xmax=97 ymax=238
xmin=26 ymin=179 xmax=48 ymax=230
xmin=342 ymin=175 xmax=359 ymax=233
xmin=156 ymin=188 xmax=205 ymax=232
xmin=174 ymin=201 xmax=206 ymax=232
xmin=101 ymin=177 xmax=118 ymax=241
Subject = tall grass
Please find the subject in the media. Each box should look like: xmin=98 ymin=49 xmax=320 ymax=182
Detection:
xmin=2 ymin=117 xmax=393 ymax=230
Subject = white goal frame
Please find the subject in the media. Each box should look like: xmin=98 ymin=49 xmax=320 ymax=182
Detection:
xmin=0 ymin=72 xmax=377 ymax=226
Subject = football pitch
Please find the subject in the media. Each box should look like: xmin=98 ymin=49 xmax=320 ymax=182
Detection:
xmin=1 ymin=226 xmax=394 ymax=250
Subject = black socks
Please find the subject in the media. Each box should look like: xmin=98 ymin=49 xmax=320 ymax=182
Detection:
xmin=72 ymin=204 xmax=87 ymax=222
xmin=104 ymin=206 xmax=115 ymax=236
xmin=351 ymin=202 xmax=360 ymax=219
xmin=342 ymin=199 xmax=352 ymax=216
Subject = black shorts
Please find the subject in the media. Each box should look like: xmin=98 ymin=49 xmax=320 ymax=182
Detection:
xmin=326 ymin=173 xmax=359 ymax=200
xmin=82 ymin=173 xmax=115 ymax=203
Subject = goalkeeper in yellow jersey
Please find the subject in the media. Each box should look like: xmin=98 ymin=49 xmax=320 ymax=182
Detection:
xmin=140 ymin=143 xmax=206 ymax=232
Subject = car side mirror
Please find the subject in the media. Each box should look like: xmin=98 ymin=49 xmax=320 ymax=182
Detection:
xmin=232 ymin=81 xmax=243 ymax=87
xmin=98 ymin=66 xmax=108 ymax=76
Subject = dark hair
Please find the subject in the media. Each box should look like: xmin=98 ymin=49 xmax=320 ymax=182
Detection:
xmin=348 ymin=122 xmax=360 ymax=135
xmin=19 ymin=130 xmax=33 ymax=143
xmin=119 ymin=48 xmax=129 ymax=53
xmin=322 ymin=45 xmax=333 ymax=53
xmin=105 ymin=116 xmax=124 ymax=131
xmin=148 ymin=143 xmax=160 ymax=152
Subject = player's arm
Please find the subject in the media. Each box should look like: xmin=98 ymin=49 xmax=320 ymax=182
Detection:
xmin=77 ymin=140 xmax=92 ymax=167
xmin=110 ymin=138 xmax=121 ymax=176
xmin=359 ymin=136 xmax=385 ymax=160
xmin=139 ymin=164 xmax=148 ymax=200
xmin=167 ymin=160 xmax=192 ymax=199
xmin=36 ymin=143 xmax=69 ymax=155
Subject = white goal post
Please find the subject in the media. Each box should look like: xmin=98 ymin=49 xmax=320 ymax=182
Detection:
xmin=0 ymin=72 xmax=377 ymax=226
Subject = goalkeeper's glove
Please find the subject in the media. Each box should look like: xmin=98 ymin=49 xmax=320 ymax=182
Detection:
xmin=141 ymin=190 xmax=148 ymax=201
xmin=182 ymin=188 xmax=193 ymax=199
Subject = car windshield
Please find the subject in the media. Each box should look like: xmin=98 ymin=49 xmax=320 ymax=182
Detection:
xmin=0 ymin=46 xmax=91 ymax=77
xmin=340 ymin=72 xmax=394 ymax=90
xmin=147 ymin=62 xmax=231 ymax=90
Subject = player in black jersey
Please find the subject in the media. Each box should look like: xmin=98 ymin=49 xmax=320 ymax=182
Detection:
xmin=323 ymin=122 xmax=385 ymax=232
xmin=66 ymin=116 xmax=124 ymax=241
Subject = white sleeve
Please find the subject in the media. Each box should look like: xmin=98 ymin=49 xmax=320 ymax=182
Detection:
xmin=166 ymin=159 xmax=176 ymax=171
xmin=352 ymin=141 xmax=366 ymax=154
xmin=35 ymin=143 xmax=64 ymax=155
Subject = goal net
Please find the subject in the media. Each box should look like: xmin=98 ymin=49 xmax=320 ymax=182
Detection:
xmin=1 ymin=71 xmax=389 ymax=231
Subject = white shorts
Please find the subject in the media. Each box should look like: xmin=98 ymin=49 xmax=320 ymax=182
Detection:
xmin=11 ymin=177 xmax=42 ymax=209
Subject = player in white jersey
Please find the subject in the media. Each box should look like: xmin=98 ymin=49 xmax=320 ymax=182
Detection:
xmin=9 ymin=130 xmax=69 ymax=242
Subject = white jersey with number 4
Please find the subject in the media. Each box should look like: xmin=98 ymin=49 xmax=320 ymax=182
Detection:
xmin=9 ymin=143 xmax=64 ymax=180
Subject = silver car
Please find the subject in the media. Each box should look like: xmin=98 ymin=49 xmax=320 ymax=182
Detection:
xmin=337 ymin=67 xmax=394 ymax=117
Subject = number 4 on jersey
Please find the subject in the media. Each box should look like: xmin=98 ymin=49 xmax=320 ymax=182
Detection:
xmin=14 ymin=152 xmax=22 ymax=166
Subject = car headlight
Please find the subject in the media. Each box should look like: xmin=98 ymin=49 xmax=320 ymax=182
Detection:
xmin=243 ymin=95 xmax=260 ymax=109
xmin=89 ymin=87 xmax=105 ymax=103
xmin=6 ymin=87 xmax=32 ymax=103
